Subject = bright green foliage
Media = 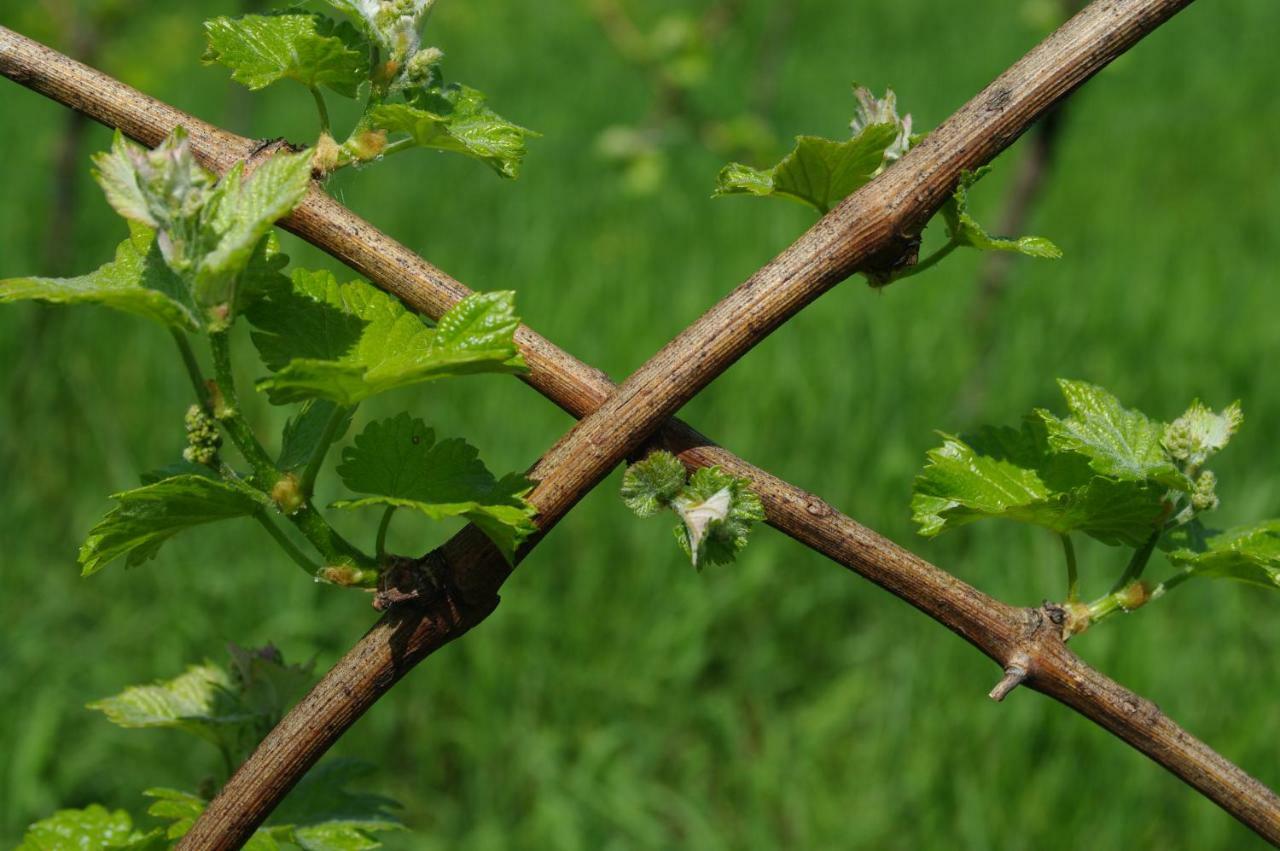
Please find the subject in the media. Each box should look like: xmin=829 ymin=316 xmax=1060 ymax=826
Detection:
xmin=88 ymin=663 xmax=251 ymax=747
xmin=362 ymin=84 xmax=537 ymax=178
xmin=916 ymin=379 xmax=1280 ymax=626
xmin=203 ymin=14 xmax=369 ymax=97
xmin=911 ymin=425 xmax=1165 ymax=546
xmin=248 ymin=269 xmax=525 ymax=405
xmin=78 ymin=476 xmax=263 ymax=576
xmin=332 ymin=413 xmax=537 ymax=562
xmin=714 ymin=85 xmax=909 ymax=214
xmin=713 ymin=125 xmax=899 ymax=214
xmin=621 ymin=450 xmax=764 ymax=569
xmin=942 ymin=168 xmax=1062 ymax=258
xmin=148 ymin=760 xmax=402 ymax=850
xmin=87 ymin=647 xmax=311 ymax=761
xmin=16 ymin=805 xmax=163 ymax=851
xmin=1167 ymin=522 xmax=1280 ymax=589
xmin=204 ymin=0 xmax=533 ymax=178
xmin=0 ymin=222 xmax=198 ymax=330
xmin=620 ymin=450 xmax=687 ymax=517
xmin=89 ymin=129 xmax=312 ymax=327
xmin=1038 ymin=379 xmax=1192 ymax=490
xmin=278 ymin=400 xmax=355 ymax=472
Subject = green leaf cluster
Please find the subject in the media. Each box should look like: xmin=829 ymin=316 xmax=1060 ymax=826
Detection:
xmin=622 ymin=451 xmax=765 ymax=569
xmin=21 ymin=647 xmax=403 ymax=850
xmin=333 ymin=412 xmax=537 ymax=562
xmin=714 ymin=86 xmax=908 ymax=215
xmin=204 ymin=1 xmax=535 ymax=177
xmin=713 ymin=88 xmax=1060 ymax=282
xmin=247 ymin=269 xmax=525 ymax=405
xmin=913 ymin=379 xmax=1280 ymax=622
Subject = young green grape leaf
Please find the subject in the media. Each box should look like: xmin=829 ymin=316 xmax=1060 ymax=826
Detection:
xmin=194 ymin=150 xmax=314 ymax=311
xmin=278 ymin=400 xmax=355 ymax=472
xmin=272 ymin=759 xmax=404 ymax=850
xmin=248 ymin=269 xmax=525 ymax=405
xmin=849 ymin=85 xmax=913 ymax=162
xmin=1167 ymin=521 xmax=1280 ymax=589
xmin=87 ymin=663 xmax=254 ymax=747
xmin=621 ymin=450 xmax=688 ymax=517
xmin=1162 ymin=399 xmax=1243 ymax=469
xmin=713 ymin=124 xmax=900 ymax=214
xmin=1039 ymin=379 xmax=1192 ymax=491
xmin=911 ymin=422 xmax=1166 ymax=546
xmin=146 ymin=789 xmax=284 ymax=849
xmin=79 ymin=475 xmax=262 ymax=575
xmin=943 ymin=167 xmax=1062 ymax=258
xmin=17 ymin=805 xmax=163 ymax=851
xmin=671 ymin=467 xmax=765 ymax=568
xmin=361 ymin=83 xmax=536 ymax=178
xmin=0 ymin=222 xmax=198 ymax=330
xmin=332 ymin=413 xmax=536 ymax=562
xmin=203 ymin=14 xmax=369 ymax=98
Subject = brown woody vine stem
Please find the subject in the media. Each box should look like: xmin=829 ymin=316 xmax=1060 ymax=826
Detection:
xmin=5 ymin=1 xmax=1279 ymax=845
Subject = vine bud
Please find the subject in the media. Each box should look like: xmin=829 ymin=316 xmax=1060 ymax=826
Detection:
xmin=346 ymin=129 xmax=388 ymax=163
xmin=406 ymin=46 xmax=444 ymax=80
xmin=271 ymin=473 xmax=305 ymax=515
xmin=1117 ymin=581 xmax=1152 ymax=612
xmin=318 ymin=565 xmax=362 ymax=586
xmin=312 ymin=132 xmax=342 ymax=176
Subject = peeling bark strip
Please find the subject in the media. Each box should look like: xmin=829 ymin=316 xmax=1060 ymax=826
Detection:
xmin=7 ymin=1 xmax=1280 ymax=845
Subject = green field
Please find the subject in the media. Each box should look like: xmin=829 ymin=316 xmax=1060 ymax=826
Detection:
xmin=2 ymin=0 xmax=1279 ymax=847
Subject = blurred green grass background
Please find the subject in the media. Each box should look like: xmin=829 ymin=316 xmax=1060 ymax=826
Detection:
xmin=2 ymin=0 xmax=1279 ymax=847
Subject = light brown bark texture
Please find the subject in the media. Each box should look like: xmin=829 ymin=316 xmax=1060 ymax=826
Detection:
xmin=5 ymin=0 xmax=1280 ymax=846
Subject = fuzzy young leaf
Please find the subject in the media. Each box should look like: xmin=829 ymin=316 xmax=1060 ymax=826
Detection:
xmin=248 ymin=269 xmax=525 ymax=405
xmin=278 ymin=400 xmax=355 ymax=472
xmin=17 ymin=805 xmax=162 ymax=851
xmin=672 ymin=467 xmax=765 ymax=568
xmin=1162 ymin=399 xmax=1243 ymax=469
xmin=333 ymin=413 xmax=536 ymax=561
xmin=911 ymin=425 xmax=1166 ymax=546
xmin=203 ymin=14 xmax=369 ymax=98
xmin=1039 ymin=379 xmax=1192 ymax=491
xmin=79 ymin=475 xmax=262 ymax=575
xmin=943 ymin=167 xmax=1062 ymax=258
xmin=1167 ymin=521 xmax=1280 ymax=589
xmin=621 ymin=450 xmax=688 ymax=517
xmin=362 ymin=84 xmax=536 ymax=178
xmin=713 ymin=124 xmax=899 ymax=214
xmin=0 ymin=223 xmax=198 ymax=330
xmin=325 ymin=0 xmax=433 ymax=61
xmin=88 ymin=129 xmax=311 ymax=327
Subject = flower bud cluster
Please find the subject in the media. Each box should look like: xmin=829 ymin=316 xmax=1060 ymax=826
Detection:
xmin=1191 ymin=470 xmax=1219 ymax=512
xmin=182 ymin=404 xmax=222 ymax=466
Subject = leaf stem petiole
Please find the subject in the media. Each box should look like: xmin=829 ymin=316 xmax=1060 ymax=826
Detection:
xmin=1060 ymin=533 xmax=1079 ymax=602
xmin=255 ymin=513 xmax=322 ymax=576
xmin=299 ymin=404 xmax=352 ymax=497
xmin=309 ymin=86 xmax=331 ymax=134
xmin=375 ymin=506 xmax=395 ymax=561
